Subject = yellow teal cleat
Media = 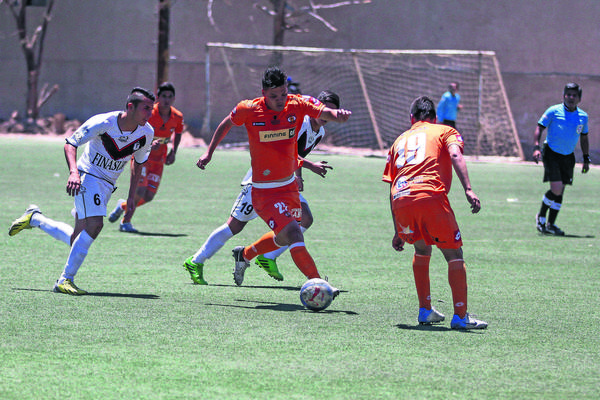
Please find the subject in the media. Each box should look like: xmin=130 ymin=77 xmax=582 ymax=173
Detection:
xmin=9 ymin=205 xmax=40 ymax=236
xmin=53 ymin=279 xmax=88 ymax=295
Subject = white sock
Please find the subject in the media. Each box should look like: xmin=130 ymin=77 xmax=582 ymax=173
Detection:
xmin=192 ymin=223 xmax=234 ymax=264
xmin=31 ymin=213 xmax=73 ymax=245
xmin=59 ymin=230 xmax=94 ymax=282
xmin=263 ymin=226 xmax=307 ymax=259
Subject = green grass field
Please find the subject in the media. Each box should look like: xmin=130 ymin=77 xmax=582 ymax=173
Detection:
xmin=1 ymin=137 xmax=598 ymax=399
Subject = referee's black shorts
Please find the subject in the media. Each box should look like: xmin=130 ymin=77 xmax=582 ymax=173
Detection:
xmin=542 ymin=144 xmax=575 ymax=184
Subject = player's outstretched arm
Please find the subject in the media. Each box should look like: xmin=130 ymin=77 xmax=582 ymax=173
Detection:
xmin=448 ymin=143 xmax=481 ymax=214
xmin=301 ymin=158 xmax=333 ymax=178
xmin=197 ymin=116 xmax=234 ymax=170
xmin=320 ymin=107 xmax=352 ymax=123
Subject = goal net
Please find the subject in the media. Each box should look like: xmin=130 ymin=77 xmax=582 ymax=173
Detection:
xmin=203 ymin=43 xmax=523 ymax=159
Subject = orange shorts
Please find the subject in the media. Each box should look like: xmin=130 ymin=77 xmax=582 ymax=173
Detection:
xmin=392 ymin=194 xmax=462 ymax=249
xmin=133 ymin=146 xmax=167 ymax=194
xmin=251 ymin=181 xmax=302 ymax=235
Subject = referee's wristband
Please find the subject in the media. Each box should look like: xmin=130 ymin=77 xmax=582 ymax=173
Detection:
xmin=583 ymin=154 xmax=591 ymax=163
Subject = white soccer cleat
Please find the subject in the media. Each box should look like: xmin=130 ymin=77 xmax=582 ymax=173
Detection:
xmin=451 ymin=313 xmax=488 ymax=330
xmin=232 ymin=246 xmax=250 ymax=286
xmin=418 ymin=307 xmax=445 ymax=325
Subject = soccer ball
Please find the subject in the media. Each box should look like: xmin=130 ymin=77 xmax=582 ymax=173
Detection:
xmin=300 ymin=278 xmax=334 ymax=311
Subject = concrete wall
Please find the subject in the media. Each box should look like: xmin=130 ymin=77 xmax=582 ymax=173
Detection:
xmin=1 ymin=0 xmax=599 ymax=159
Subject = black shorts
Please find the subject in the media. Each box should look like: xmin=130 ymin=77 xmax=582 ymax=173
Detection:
xmin=542 ymin=144 xmax=575 ymax=185
xmin=442 ymin=120 xmax=456 ymax=128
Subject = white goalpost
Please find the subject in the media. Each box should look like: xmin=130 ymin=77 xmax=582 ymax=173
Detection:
xmin=203 ymin=42 xmax=524 ymax=159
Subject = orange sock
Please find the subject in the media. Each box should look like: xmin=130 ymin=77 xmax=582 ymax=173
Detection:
xmin=120 ymin=201 xmax=127 ymax=211
xmin=136 ymin=198 xmax=147 ymax=207
xmin=448 ymin=259 xmax=468 ymax=318
xmin=289 ymin=243 xmax=320 ymax=279
xmin=243 ymin=231 xmax=279 ymax=260
xmin=412 ymin=254 xmax=431 ymax=309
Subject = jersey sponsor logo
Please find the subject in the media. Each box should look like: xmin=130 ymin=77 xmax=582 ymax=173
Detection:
xmin=259 ymin=128 xmax=295 ymax=142
xmin=252 ymin=122 xmax=266 ymax=126
xmin=392 ymin=189 xmax=410 ymax=200
xmin=90 ymin=152 xmax=128 ymax=172
xmin=395 ymin=178 xmax=408 ymax=191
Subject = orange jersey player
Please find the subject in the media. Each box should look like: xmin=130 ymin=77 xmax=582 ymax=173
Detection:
xmin=383 ymin=95 xmax=487 ymax=330
xmin=189 ymin=66 xmax=351 ymax=294
xmin=107 ymin=82 xmax=184 ymax=233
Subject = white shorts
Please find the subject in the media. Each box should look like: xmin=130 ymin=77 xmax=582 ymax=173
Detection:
xmin=230 ymin=184 xmax=308 ymax=222
xmin=230 ymin=184 xmax=258 ymax=222
xmin=73 ymin=172 xmax=115 ymax=219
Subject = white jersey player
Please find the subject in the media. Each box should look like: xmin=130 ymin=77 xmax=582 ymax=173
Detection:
xmin=8 ymin=88 xmax=155 ymax=295
xmin=182 ymin=90 xmax=340 ymax=285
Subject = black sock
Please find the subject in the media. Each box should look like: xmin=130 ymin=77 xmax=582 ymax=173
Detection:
xmin=548 ymin=195 xmax=562 ymax=225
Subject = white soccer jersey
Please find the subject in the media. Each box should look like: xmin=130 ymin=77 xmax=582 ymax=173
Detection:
xmin=66 ymin=111 xmax=154 ymax=185
xmin=239 ymin=115 xmax=325 ymax=185
xmin=297 ymin=114 xmax=325 ymax=158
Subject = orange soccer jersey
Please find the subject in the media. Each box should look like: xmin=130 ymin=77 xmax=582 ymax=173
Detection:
xmin=382 ymin=121 xmax=464 ymax=205
xmin=147 ymin=103 xmax=184 ymax=161
xmin=382 ymin=121 xmax=465 ymax=248
xmin=230 ymin=94 xmax=324 ymax=183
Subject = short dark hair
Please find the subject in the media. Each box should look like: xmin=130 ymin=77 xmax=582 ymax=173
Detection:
xmin=262 ymin=66 xmax=287 ymax=89
xmin=157 ymin=82 xmax=176 ymax=97
xmin=410 ymin=96 xmax=436 ymax=122
xmin=564 ymin=82 xmax=582 ymax=98
xmin=127 ymin=87 xmax=155 ymax=107
xmin=317 ymin=90 xmax=340 ymax=109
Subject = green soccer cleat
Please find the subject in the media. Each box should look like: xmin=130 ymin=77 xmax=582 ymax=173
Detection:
xmin=255 ymin=255 xmax=284 ymax=281
xmin=9 ymin=204 xmax=40 ymax=236
xmin=183 ymin=257 xmax=208 ymax=285
xmin=53 ymin=279 xmax=88 ymax=295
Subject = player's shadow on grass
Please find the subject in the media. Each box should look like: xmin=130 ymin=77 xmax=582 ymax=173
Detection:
xmin=86 ymin=292 xmax=160 ymax=299
xmin=11 ymin=288 xmax=159 ymax=299
xmin=539 ymin=233 xmax=595 ymax=239
xmin=209 ymin=283 xmax=309 ymax=292
xmin=562 ymin=234 xmax=595 ymax=238
xmin=206 ymin=299 xmax=358 ymax=315
xmin=395 ymin=323 xmax=451 ymax=332
xmin=125 ymin=231 xmax=187 ymax=237
xmin=395 ymin=323 xmax=486 ymax=333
